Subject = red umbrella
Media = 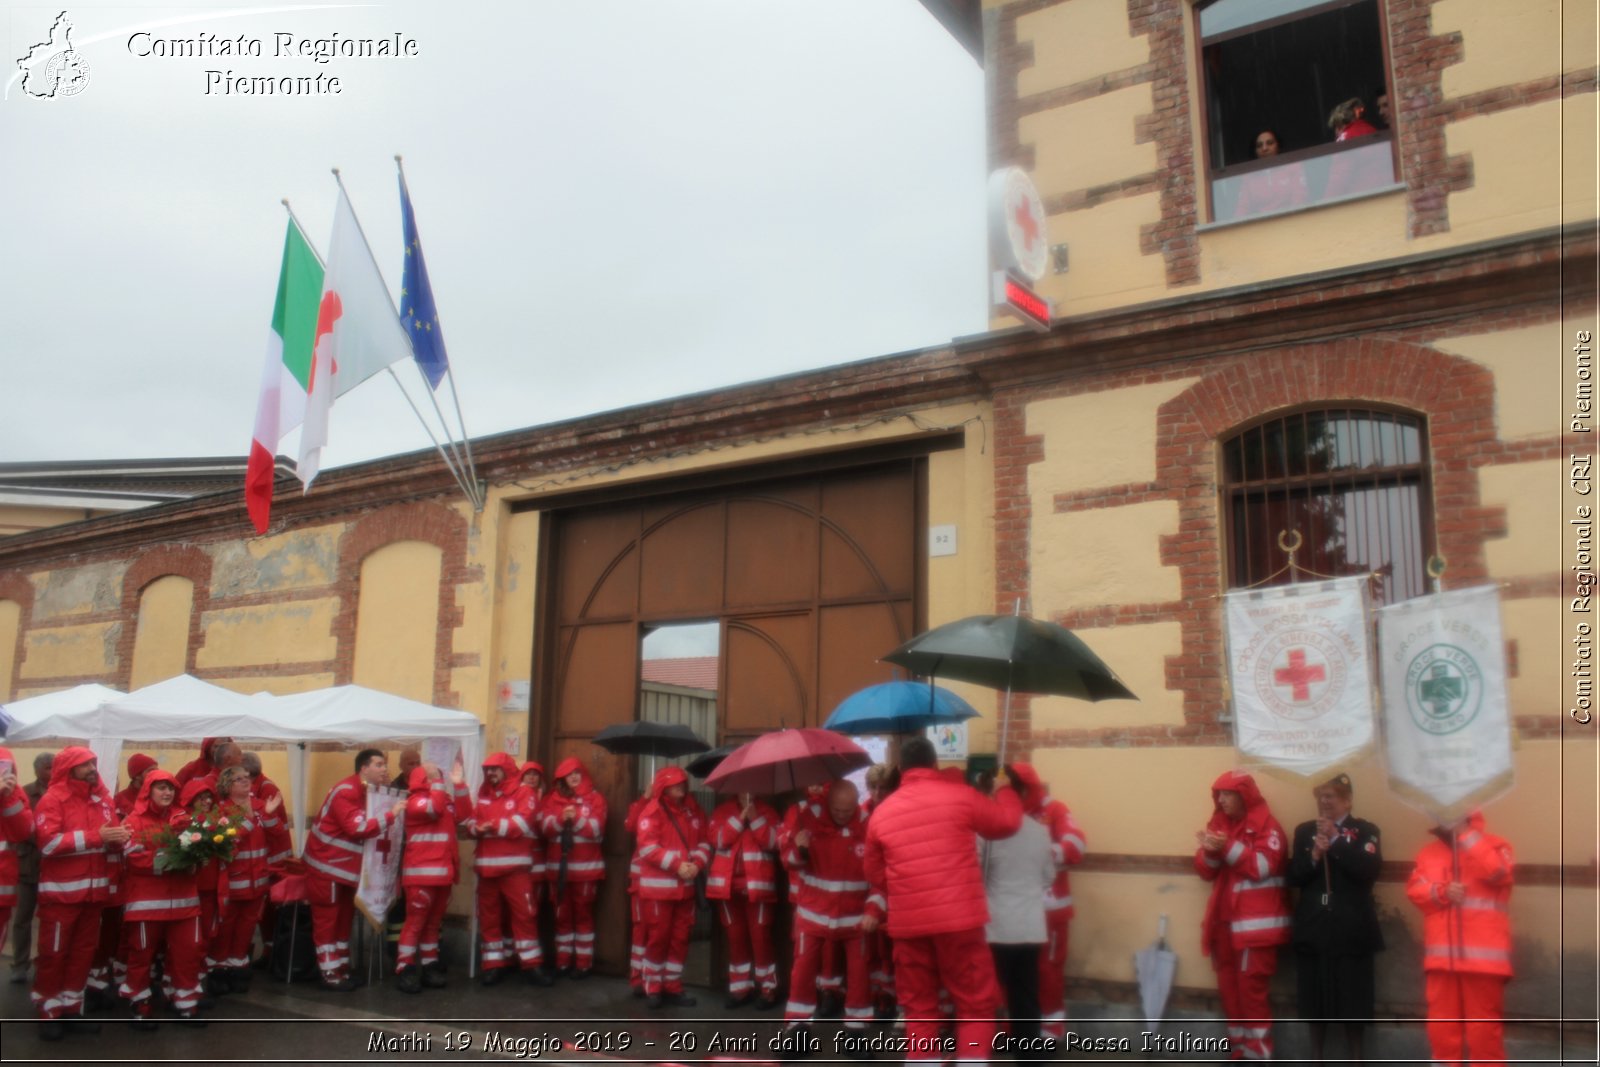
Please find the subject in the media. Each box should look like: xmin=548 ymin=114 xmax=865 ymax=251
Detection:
xmin=704 ymin=728 xmax=871 ymax=795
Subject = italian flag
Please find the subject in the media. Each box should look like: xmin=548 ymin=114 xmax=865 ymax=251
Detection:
xmin=246 ymin=220 xmax=323 ymax=535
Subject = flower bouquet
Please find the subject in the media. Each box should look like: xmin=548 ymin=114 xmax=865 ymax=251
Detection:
xmin=153 ymin=811 xmax=241 ymax=874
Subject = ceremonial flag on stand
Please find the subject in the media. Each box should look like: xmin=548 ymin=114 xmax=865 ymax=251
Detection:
xmin=398 ymin=174 xmax=450 ymax=389
xmin=1376 ymin=584 xmax=1513 ymax=821
xmin=299 ymin=187 xmax=415 ymax=487
xmin=246 ymin=219 xmax=324 ymax=535
xmin=1224 ymin=575 xmax=1376 ymax=776
xmin=357 ymin=784 xmax=406 ymax=926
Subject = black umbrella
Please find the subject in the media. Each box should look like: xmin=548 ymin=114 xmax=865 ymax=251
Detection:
xmin=882 ymin=611 xmax=1136 ymax=763
xmin=591 ymin=721 xmax=711 ymax=758
xmin=685 ymin=745 xmax=737 ymax=780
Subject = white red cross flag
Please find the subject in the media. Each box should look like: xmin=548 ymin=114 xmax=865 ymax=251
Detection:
xmin=356 ymin=784 xmax=406 ymax=926
xmin=1225 ymin=575 xmax=1376 ymax=776
xmin=1376 ymin=585 xmax=1513 ymax=822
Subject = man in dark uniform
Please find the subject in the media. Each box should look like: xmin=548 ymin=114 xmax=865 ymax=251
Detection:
xmin=1286 ymin=773 xmax=1383 ymax=1065
xmin=9 ymin=753 xmax=53 ymax=984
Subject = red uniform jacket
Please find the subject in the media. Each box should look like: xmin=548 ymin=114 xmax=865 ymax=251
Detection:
xmin=538 ymin=758 xmax=606 ymax=884
xmin=625 ymin=796 xmax=648 ymax=895
xmin=400 ymin=768 xmax=471 ymax=888
xmin=174 ymin=737 xmax=228 ymax=787
xmin=222 ymin=795 xmax=290 ymax=900
xmin=864 ymin=770 xmax=1022 ymax=938
xmin=786 ymin=803 xmax=871 ymax=938
xmin=0 ymin=747 xmax=34 ymax=905
xmin=706 ymin=798 xmax=780 ymax=903
xmin=635 ymin=767 xmax=709 ymax=902
xmin=121 ymin=771 xmax=200 ymax=922
xmin=1194 ymin=770 xmax=1290 ymax=953
xmin=304 ymin=773 xmax=399 ymax=887
xmin=177 ymin=781 xmax=225 ymax=905
xmin=470 ymin=753 xmax=537 ymax=878
xmin=1406 ymin=813 xmax=1514 ymax=977
xmin=35 ymin=746 xmax=122 ymax=906
xmin=518 ymin=761 xmax=547 ymax=881
xmin=780 ymin=788 xmax=826 ymax=904
xmin=1010 ymin=763 xmax=1087 ymax=922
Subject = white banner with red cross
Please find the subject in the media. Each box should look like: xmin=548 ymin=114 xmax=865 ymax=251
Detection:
xmin=1225 ymin=575 xmax=1376 ymax=777
xmin=1375 ymin=584 xmax=1513 ymax=822
xmin=356 ymin=784 xmax=406 ymax=925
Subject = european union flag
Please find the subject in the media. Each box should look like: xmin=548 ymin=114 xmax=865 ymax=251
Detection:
xmin=398 ymin=177 xmax=449 ymax=390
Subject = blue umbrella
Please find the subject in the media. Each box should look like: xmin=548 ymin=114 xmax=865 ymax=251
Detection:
xmin=823 ymin=680 xmax=980 ymax=736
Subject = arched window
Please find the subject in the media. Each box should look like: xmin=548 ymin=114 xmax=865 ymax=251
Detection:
xmin=1222 ymin=407 xmax=1433 ymax=604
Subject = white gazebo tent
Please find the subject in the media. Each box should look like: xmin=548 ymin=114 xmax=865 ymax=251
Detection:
xmin=1 ymin=674 xmax=485 ymax=853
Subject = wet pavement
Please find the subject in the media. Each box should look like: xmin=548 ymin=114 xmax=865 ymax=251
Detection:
xmin=0 ymin=958 xmax=1589 ymax=1065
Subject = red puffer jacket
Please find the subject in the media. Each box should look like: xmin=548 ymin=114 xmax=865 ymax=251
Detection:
xmin=121 ymin=771 xmax=200 ymax=922
xmin=470 ymin=753 xmax=536 ymax=878
xmin=538 ymin=758 xmax=607 ymax=884
xmin=518 ymin=761 xmax=547 ymax=880
xmin=635 ymin=767 xmax=709 ymax=902
xmin=0 ymin=747 xmax=34 ymax=906
xmin=1009 ymin=763 xmax=1087 ymax=922
xmin=400 ymin=768 xmax=471 ymax=888
xmin=1406 ymin=812 xmax=1513 ymax=977
xmin=221 ymin=794 xmax=290 ymax=900
xmin=35 ymin=746 xmax=122 ymax=906
xmin=706 ymin=797 xmax=780 ymax=902
xmin=1194 ymin=770 xmax=1290 ymax=952
xmin=864 ymin=770 xmax=1022 ymax=938
xmin=786 ymin=801 xmax=871 ymax=938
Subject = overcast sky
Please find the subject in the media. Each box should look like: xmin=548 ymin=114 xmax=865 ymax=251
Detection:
xmin=2 ymin=1 xmax=987 ymax=476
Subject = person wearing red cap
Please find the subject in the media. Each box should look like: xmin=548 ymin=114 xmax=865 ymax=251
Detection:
xmin=469 ymin=753 xmax=552 ymax=986
xmin=32 ymin=746 xmax=127 ymax=1041
xmin=303 ymin=748 xmax=403 ymax=991
xmin=784 ymin=780 xmax=875 ymax=1036
xmin=120 ymin=769 xmax=206 ymax=1028
xmin=1005 ymin=762 xmax=1087 ymax=1041
xmin=1195 ymin=769 xmax=1291 ymax=1062
xmin=537 ymin=757 xmax=606 ymax=977
xmin=394 ymin=760 xmax=470 ymax=994
xmin=116 ymin=754 xmax=159 ymax=819
xmin=1407 ymin=812 xmax=1514 ymax=1067
xmin=0 ymin=748 xmax=34 ymax=964
xmin=635 ymin=766 xmax=708 ymax=1008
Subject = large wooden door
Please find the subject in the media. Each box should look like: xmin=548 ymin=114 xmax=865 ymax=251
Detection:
xmin=534 ymin=459 xmax=923 ymax=973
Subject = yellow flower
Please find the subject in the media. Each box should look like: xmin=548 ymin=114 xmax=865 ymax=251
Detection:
xmin=212 ymin=834 xmax=225 ymax=843
xmin=226 ymin=827 xmax=238 ymax=837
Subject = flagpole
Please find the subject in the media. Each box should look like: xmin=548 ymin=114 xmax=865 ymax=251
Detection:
xmin=330 ymin=168 xmax=480 ymax=510
xmin=290 ymin=194 xmax=475 ymax=506
xmin=396 ymin=156 xmax=483 ymax=511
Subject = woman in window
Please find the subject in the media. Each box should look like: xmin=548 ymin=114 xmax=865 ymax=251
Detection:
xmin=1234 ymin=129 xmax=1309 ymax=219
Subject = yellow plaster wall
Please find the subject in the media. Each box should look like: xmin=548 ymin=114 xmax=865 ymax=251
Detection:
xmin=1032 ymin=621 xmax=1184 ymax=729
xmin=20 ymin=621 xmax=120 ymax=679
xmin=1501 ymin=597 xmax=1561 ymax=719
xmin=1031 ymin=196 xmax=1169 ymax=317
xmin=1015 ymin=0 xmax=1148 ymax=97
xmin=1431 ymin=324 xmax=1561 ymax=440
xmin=447 ymin=503 xmax=493 ymax=716
xmin=0 ymin=599 xmax=19 ymax=701
xmin=490 ymin=507 xmax=541 ymax=756
xmin=352 ymin=540 xmax=442 ymax=703
xmin=209 ymin=526 xmax=340 ymax=597
xmin=1023 ymin=87 xmax=1158 ymax=195
xmin=1199 ymin=192 xmax=1409 ymax=285
xmin=1027 ymin=379 xmax=1200 ymax=491
xmin=1440 ymin=97 xmax=1584 ymax=246
xmin=1566 ymin=92 xmax=1600 ymax=217
xmin=129 ymin=575 xmax=193 ymax=690
xmin=1434 ymin=0 xmax=1564 ymax=98
xmin=30 ymin=563 xmax=121 ymax=620
xmin=1032 ymin=500 xmax=1182 ymax=612
xmin=0 ymin=504 xmax=96 ymax=536
xmin=194 ymin=600 xmax=339 ymax=670
xmin=1477 ymin=459 xmax=1560 ymax=579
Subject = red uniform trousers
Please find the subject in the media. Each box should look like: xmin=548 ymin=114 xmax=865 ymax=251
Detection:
xmin=0 ymin=905 xmax=10 ymax=957
xmin=1210 ymin=933 xmax=1277 ymax=1061
xmin=198 ymin=890 xmax=222 ymax=969
xmin=1425 ymin=972 xmax=1507 ymax=1067
xmin=716 ymin=896 xmax=777 ymax=998
xmin=786 ymin=930 xmax=871 ymax=1027
xmin=88 ymin=904 xmax=122 ymax=996
xmin=869 ymin=927 xmax=896 ymax=1011
xmin=123 ymin=916 xmax=204 ymax=1013
xmin=553 ymin=881 xmax=598 ymax=971
xmin=306 ymin=872 xmax=357 ymax=981
xmin=1038 ymin=914 xmax=1071 ymax=1038
xmin=642 ymin=897 xmax=694 ymax=996
xmin=396 ymin=885 xmax=451 ymax=971
xmin=629 ymin=893 xmax=647 ymax=989
xmin=212 ymin=896 xmax=264 ymax=969
xmin=892 ymin=926 xmax=1003 ymax=1060
xmin=478 ymin=872 xmax=543 ymax=972
xmin=31 ymin=902 xmax=105 ymax=1019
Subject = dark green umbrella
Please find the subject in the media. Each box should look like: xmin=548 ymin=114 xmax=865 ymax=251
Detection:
xmin=882 ymin=612 xmax=1136 ymax=763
